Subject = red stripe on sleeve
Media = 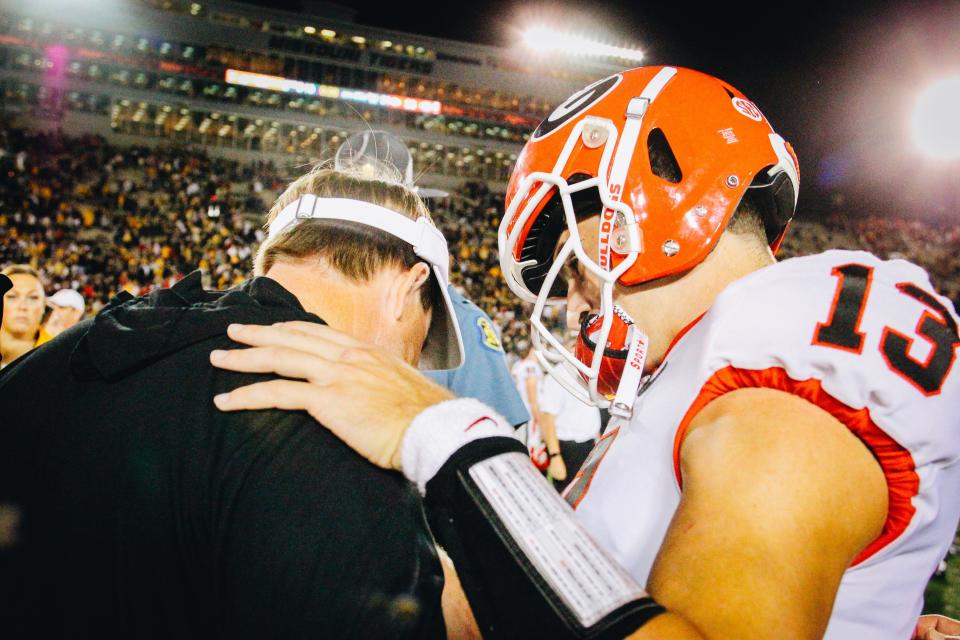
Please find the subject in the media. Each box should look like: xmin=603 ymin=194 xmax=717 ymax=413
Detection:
xmin=672 ymin=365 xmax=918 ymax=566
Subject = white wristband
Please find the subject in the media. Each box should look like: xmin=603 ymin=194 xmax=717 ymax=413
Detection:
xmin=401 ymin=397 xmax=513 ymax=494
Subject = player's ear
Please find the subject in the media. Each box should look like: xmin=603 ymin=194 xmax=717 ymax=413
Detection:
xmin=387 ymin=262 xmax=431 ymax=322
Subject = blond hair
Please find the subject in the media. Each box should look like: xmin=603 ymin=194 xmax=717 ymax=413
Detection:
xmin=255 ymin=166 xmax=439 ymax=309
xmin=1 ymin=264 xmax=43 ymax=281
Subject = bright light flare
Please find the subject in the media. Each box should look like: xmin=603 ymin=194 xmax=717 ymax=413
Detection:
xmin=911 ymin=75 xmax=960 ymax=161
xmin=522 ymin=26 xmax=644 ymax=63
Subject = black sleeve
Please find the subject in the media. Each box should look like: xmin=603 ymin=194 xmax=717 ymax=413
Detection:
xmin=424 ymin=438 xmax=664 ymax=640
xmin=211 ymin=411 xmax=445 ymax=640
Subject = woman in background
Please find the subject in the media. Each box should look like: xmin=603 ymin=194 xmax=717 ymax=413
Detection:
xmin=0 ymin=265 xmax=49 ymax=369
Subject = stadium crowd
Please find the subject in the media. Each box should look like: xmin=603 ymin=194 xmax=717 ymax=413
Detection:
xmin=2 ymin=125 xmax=960 ymax=360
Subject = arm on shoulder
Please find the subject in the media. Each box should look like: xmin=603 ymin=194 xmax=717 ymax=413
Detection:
xmin=638 ymin=387 xmax=888 ymax=640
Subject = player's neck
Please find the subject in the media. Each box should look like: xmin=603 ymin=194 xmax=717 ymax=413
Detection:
xmin=620 ymin=232 xmax=775 ymax=369
xmin=681 ymin=232 xmax=775 ymax=327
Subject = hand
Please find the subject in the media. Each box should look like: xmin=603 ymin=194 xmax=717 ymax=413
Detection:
xmin=914 ymin=614 xmax=960 ymax=640
xmin=210 ymin=322 xmax=454 ymax=470
xmin=548 ymin=454 xmax=567 ymax=482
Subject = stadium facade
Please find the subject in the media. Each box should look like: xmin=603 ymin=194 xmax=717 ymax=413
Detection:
xmin=0 ymin=0 xmax=626 ymax=188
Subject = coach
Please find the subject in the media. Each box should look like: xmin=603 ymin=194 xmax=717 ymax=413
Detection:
xmin=0 ymin=167 xmax=469 ymax=638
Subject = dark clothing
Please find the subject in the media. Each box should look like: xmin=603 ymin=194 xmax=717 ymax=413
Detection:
xmin=554 ymin=439 xmax=596 ymax=494
xmin=0 ymin=273 xmax=10 ymax=313
xmin=0 ymin=272 xmax=445 ymax=639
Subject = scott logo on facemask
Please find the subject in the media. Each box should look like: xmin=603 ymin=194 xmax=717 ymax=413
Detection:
xmin=628 ymin=338 xmax=647 ymax=372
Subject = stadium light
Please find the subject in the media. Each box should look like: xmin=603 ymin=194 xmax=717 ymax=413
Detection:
xmin=911 ymin=74 xmax=960 ymax=161
xmin=522 ymin=26 xmax=643 ymax=63
xmin=224 ymin=69 xmax=442 ymax=115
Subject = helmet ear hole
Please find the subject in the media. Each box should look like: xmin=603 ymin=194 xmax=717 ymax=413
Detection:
xmin=746 ymin=170 xmax=796 ymax=244
xmin=647 ymin=128 xmax=682 ymax=183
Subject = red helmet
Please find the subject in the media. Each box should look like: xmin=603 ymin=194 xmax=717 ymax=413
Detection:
xmin=498 ymin=66 xmax=799 ymax=412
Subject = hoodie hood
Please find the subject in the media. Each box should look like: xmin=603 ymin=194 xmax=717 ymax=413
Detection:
xmin=70 ymin=271 xmax=322 ymax=381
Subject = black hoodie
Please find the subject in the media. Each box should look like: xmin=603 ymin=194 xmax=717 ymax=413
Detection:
xmin=0 ymin=272 xmax=445 ymax=639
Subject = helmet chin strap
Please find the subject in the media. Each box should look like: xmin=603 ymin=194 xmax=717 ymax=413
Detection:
xmin=609 ymin=326 xmax=648 ymax=418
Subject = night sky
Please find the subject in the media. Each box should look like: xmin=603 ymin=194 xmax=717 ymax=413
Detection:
xmin=250 ymin=0 xmax=960 ymax=221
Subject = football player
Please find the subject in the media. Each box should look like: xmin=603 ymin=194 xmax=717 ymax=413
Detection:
xmin=211 ymin=66 xmax=960 ymax=639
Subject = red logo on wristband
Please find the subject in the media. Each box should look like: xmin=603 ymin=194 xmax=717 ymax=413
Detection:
xmin=465 ymin=416 xmax=496 ymax=432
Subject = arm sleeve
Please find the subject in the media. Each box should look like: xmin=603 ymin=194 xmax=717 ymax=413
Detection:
xmin=211 ymin=411 xmax=445 ymax=640
xmin=423 ymin=438 xmax=664 ymax=639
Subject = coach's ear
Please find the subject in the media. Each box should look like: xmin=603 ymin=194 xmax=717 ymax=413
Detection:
xmin=0 ymin=274 xmax=11 ymax=329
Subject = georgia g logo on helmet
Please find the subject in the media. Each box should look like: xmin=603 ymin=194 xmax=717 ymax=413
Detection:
xmin=531 ymin=74 xmax=622 ymax=140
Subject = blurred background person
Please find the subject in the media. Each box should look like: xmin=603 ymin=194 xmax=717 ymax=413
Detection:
xmin=0 ymin=265 xmax=50 ymax=369
xmin=43 ymin=289 xmax=86 ymax=339
xmin=539 ymin=357 xmax=602 ymax=493
xmin=511 ymin=345 xmax=549 ymax=470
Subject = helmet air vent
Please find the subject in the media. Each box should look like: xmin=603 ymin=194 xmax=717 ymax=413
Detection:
xmin=647 ymin=128 xmax=682 ymax=184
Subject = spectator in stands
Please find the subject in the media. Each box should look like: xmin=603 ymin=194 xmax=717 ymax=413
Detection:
xmin=538 ymin=358 xmax=602 ymax=493
xmin=0 ymin=265 xmax=50 ymax=369
xmin=1 ymin=123 xmax=958 ymax=366
xmin=43 ymin=289 xmax=85 ymax=338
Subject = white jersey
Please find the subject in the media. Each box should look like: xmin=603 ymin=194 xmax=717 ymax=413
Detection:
xmin=540 ymin=373 xmax=601 ymax=443
xmin=564 ymin=250 xmax=960 ymax=639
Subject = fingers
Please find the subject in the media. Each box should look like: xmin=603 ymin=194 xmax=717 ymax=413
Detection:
xmin=917 ymin=617 xmax=939 ymax=636
xmin=225 ymin=323 xmax=371 ymax=363
xmin=214 ymin=378 xmax=324 ymax=413
xmin=917 ymin=615 xmax=960 ymax=637
xmin=936 ymin=616 xmax=960 ymax=635
xmin=210 ymin=345 xmax=337 ymax=382
xmin=915 ymin=616 xmax=960 ymax=640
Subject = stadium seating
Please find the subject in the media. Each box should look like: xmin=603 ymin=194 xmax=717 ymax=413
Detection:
xmin=2 ymin=126 xmax=959 ymax=360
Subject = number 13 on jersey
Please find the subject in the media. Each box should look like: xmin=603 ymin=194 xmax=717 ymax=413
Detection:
xmin=813 ymin=263 xmax=960 ymax=396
